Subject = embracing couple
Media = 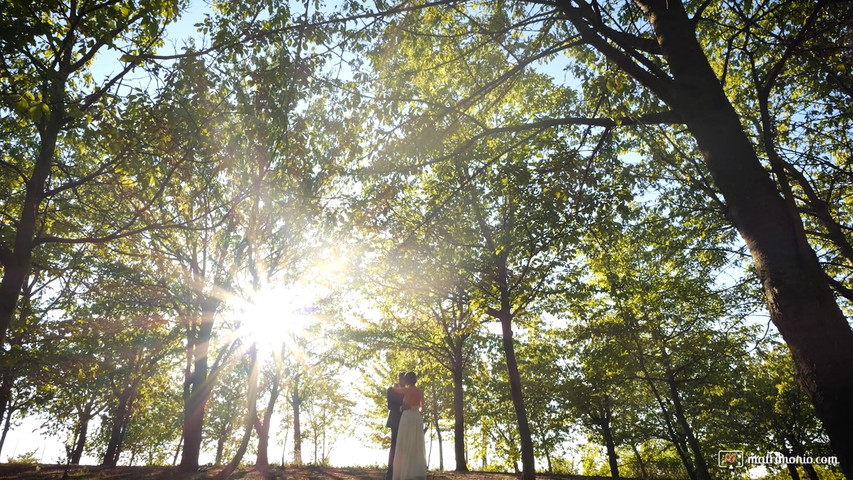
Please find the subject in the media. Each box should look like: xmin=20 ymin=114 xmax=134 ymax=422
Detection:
xmin=386 ymin=371 xmax=427 ymax=480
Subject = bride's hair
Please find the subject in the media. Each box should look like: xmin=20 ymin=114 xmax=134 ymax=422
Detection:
xmin=404 ymin=371 xmax=417 ymax=386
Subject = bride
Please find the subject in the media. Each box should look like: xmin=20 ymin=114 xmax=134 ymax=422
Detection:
xmin=391 ymin=372 xmax=427 ymax=480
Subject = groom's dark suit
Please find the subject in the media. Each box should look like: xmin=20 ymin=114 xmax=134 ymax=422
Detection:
xmin=386 ymin=384 xmax=404 ymax=478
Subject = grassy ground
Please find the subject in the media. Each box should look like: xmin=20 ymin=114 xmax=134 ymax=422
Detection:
xmin=0 ymin=464 xmax=632 ymax=480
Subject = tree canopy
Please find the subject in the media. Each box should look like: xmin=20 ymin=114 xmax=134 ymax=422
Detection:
xmin=0 ymin=1 xmax=850 ymax=479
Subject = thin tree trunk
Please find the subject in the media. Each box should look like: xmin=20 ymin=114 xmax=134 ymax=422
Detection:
xmin=216 ymin=346 xmax=259 ymax=480
xmin=592 ymin=409 xmax=619 ymax=478
xmin=481 ymin=427 xmax=487 ymax=469
xmin=468 ymin=161 xmax=534 ymax=480
xmin=787 ymin=464 xmax=802 ymax=480
xmin=172 ymin=436 xmax=182 ymax=466
xmin=291 ymin=375 xmax=303 ymax=465
xmin=71 ymin=407 xmax=92 ymax=465
xmin=179 ymin=298 xmax=218 ymax=472
xmin=0 ymin=405 xmax=12 ymax=458
xmin=254 ymin=363 xmax=281 ymax=468
xmin=496 ymin=308 xmax=535 ymax=480
xmin=786 ymin=434 xmax=819 ymax=480
xmin=664 ymin=374 xmax=710 ymax=480
xmin=630 ymin=444 xmax=648 ymax=479
xmin=644 ymin=372 xmax=696 ymax=480
xmin=0 ymin=367 xmax=14 ymax=451
xmin=103 ymin=382 xmax=139 ymax=467
xmin=451 ymin=360 xmax=468 ymax=471
xmin=432 ymin=392 xmax=444 ymax=471
xmin=214 ymin=420 xmax=229 ymax=466
xmin=780 ymin=445 xmax=802 ymax=480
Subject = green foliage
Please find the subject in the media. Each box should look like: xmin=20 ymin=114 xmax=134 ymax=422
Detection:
xmin=6 ymin=448 xmax=38 ymax=465
xmin=2 ymin=0 xmax=850 ymax=475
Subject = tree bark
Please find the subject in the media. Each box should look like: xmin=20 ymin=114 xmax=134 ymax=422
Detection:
xmin=785 ymin=433 xmax=820 ymax=480
xmin=630 ymin=444 xmax=648 ymax=479
xmin=601 ymin=419 xmax=619 ymax=478
xmin=0 ymin=366 xmax=14 ymax=458
xmin=780 ymin=445 xmax=802 ymax=480
xmin=255 ymin=417 xmax=270 ymax=467
xmin=0 ymin=404 xmax=12 ymax=458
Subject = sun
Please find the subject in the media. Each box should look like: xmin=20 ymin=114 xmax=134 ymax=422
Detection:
xmin=233 ymin=283 xmax=322 ymax=350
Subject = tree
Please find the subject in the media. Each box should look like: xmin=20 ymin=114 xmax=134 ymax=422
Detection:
xmin=203 ymin=359 xmax=248 ymax=466
xmin=552 ymin=3 xmax=853 ymax=470
xmin=347 ymin=266 xmax=488 ymax=472
xmin=0 ymin=0 xmax=184 ymax=348
xmin=343 ymin=1 xmax=853 ymax=473
xmin=142 ymin=57 xmax=247 ymax=470
xmin=563 ymin=198 xmax=766 ymax=480
xmin=351 ymin=19 xmax=620 ymax=474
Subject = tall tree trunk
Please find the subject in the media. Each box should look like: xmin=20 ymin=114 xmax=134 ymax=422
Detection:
xmin=214 ymin=433 xmax=226 ymax=466
xmin=451 ymin=360 xmax=468 ymax=472
xmin=172 ymin=436 xmax=182 ymax=466
xmin=257 ymin=421 xmax=270 ymax=467
xmin=481 ymin=427 xmax=487 ymax=469
xmin=615 ymin=2 xmax=853 ymax=475
xmin=643 ymin=370 xmax=696 ymax=480
xmin=469 ymin=162 xmax=534 ymax=479
xmin=0 ymin=71 xmax=66 ymax=347
xmin=786 ymin=434 xmax=819 ymax=480
xmin=179 ymin=297 xmax=219 ymax=472
xmin=254 ymin=399 xmax=276 ymax=468
xmin=787 ymin=464 xmax=802 ymax=480
xmin=0 ymin=284 xmax=30 ymax=459
xmin=601 ymin=421 xmax=619 ymax=478
xmin=496 ymin=308 xmax=535 ymax=480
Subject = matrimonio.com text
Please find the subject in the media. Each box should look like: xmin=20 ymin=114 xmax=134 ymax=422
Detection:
xmin=718 ymin=450 xmax=839 ymax=468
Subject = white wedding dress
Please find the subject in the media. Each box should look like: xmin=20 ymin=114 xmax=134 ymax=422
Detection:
xmin=392 ymin=409 xmax=427 ymax=480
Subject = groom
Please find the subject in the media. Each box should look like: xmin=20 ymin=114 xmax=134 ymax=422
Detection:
xmin=386 ymin=371 xmax=406 ymax=480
